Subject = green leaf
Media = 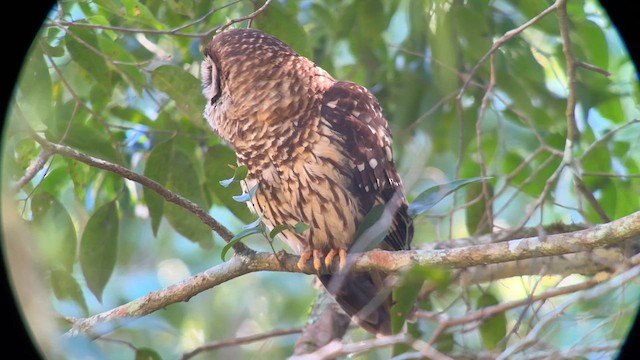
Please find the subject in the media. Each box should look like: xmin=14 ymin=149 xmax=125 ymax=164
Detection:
xmin=408 ymin=177 xmax=491 ymax=218
xmin=50 ymin=268 xmax=89 ymax=316
xmin=220 ymin=218 xmax=264 ymax=261
xmin=219 ymin=165 xmax=248 ymax=187
xmin=269 ymin=224 xmax=291 ymax=240
xmin=293 ymin=222 xmax=310 ymax=234
xmin=144 ymin=138 xmax=213 ymax=247
xmin=18 ymin=44 xmax=52 ymax=126
xmin=465 ymin=181 xmax=494 ymax=235
xmin=13 ymin=138 xmax=40 ymax=175
xmin=355 ymin=0 xmax=387 ymax=39
xmin=46 ymin=100 xmax=122 ymax=164
xmin=66 ymin=158 xmax=95 ymax=204
xmin=65 ymin=28 xmax=112 ymax=91
xmin=350 ymin=204 xmax=389 ymax=252
xmin=31 ymin=192 xmax=77 ymax=271
xmin=80 ymin=200 xmax=119 ymax=302
xmin=163 ymin=149 xmax=213 ymax=247
xmin=477 ymin=292 xmax=507 ymax=350
xmin=392 ymin=264 xmax=451 ymax=350
xmin=135 ymin=348 xmax=162 ymax=360
xmin=151 ymin=65 xmax=206 ymax=128
xmin=269 ymin=221 xmax=309 ymax=240
xmin=144 ymin=140 xmax=171 ymax=235
xmin=97 ymin=34 xmax=146 ymax=95
xmin=253 ymin=1 xmax=312 ymax=58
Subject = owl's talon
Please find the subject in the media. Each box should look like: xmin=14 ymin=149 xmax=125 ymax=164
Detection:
xmin=313 ymin=249 xmax=323 ymax=273
xmin=338 ymin=248 xmax=347 ymax=271
xmin=325 ymin=249 xmax=337 ymax=268
xmin=297 ymin=250 xmax=312 ymax=271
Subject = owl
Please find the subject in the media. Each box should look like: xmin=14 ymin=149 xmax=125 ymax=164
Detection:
xmin=201 ymin=28 xmax=413 ymax=335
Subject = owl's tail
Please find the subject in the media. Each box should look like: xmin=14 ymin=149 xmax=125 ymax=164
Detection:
xmin=319 ymin=271 xmax=393 ymax=336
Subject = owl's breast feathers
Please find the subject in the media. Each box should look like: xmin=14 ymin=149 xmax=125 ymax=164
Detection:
xmin=234 ymin=78 xmax=412 ymax=254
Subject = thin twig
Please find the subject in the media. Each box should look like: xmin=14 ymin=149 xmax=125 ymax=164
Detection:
xmin=12 ymin=148 xmax=52 ymax=191
xmin=581 ymin=119 xmax=640 ymax=160
xmin=582 ymin=171 xmax=640 ymax=178
xmin=498 ymin=263 xmax=640 ymax=359
xmin=475 ymin=54 xmax=497 ymax=230
xmin=458 ymin=0 xmax=561 ymax=98
xmin=51 ymin=1 xmax=242 ymax=39
xmin=557 ymin=0 xmax=611 ymax=222
xmin=577 ymin=60 xmax=611 ymax=77
xmin=218 ymin=0 xmax=273 ymax=33
xmin=182 ymin=327 xmax=302 ymax=360
xmin=289 ymin=334 xmax=409 ymax=360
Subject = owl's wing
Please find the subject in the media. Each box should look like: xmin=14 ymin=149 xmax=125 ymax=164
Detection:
xmin=321 ymin=81 xmax=412 ymax=251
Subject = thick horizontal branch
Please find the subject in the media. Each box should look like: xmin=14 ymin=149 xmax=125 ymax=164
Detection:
xmin=68 ymin=210 xmax=640 ymax=336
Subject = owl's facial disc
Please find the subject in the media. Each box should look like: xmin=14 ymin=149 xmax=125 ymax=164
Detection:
xmin=201 ymin=56 xmax=221 ymax=105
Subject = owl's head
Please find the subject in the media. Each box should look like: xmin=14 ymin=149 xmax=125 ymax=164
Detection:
xmin=200 ymin=29 xmax=334 ymax=135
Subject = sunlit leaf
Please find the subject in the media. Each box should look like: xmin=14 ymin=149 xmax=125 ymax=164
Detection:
xmin=65 ymin=28 xmax=111 ymax=91
xmin=80 ymin=200 xmax=119 ymax=302
xmin=408 ymin=177 xmax=491 ymax=218
xmin=18 ymin=44 xmax=51 ymax=126
xmin=31 ymin=192 xmax=77 ymax=271
xmin=152 ymin=65 xmax=206 ymax=128
xmin=97 ymin=35 xmax=146 ymax=95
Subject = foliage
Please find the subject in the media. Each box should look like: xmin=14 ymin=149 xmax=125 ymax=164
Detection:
xmin=2 ymin=0 xmax=639 ymax=359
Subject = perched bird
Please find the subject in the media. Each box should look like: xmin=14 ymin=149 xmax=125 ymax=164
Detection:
xmin=201 ymin=28 xmax=413 ymax=335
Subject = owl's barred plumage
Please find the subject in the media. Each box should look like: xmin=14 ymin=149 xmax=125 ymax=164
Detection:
xmin=201 ymin=28 xmax=413 ymax=335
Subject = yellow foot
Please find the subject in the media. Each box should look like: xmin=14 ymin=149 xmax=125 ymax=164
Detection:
xmin=300 ymin=248 xmax=349 ymax=273
xmin=313 ymin=249 xmax=323 ymax=273
xmin=324 ymin=248 xmax=348 ymax=271
xmin=297 ymin=250 xmax=312 ymax=271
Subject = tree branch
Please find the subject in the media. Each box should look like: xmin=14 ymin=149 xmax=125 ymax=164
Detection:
xmin=66 ymin=210 xmax=640 ymax=336
xmin=31 ymin=133 xmax=245 ymax=249
xmin=12 ymin=148 xmax=52 ymax=191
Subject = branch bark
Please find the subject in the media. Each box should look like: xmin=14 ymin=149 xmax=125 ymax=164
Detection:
xmin=66 ymin=210 xmax=640 ymax=336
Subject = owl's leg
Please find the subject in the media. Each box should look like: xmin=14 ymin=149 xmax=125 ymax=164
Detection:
xmin=325 ymin=248 xmax=347 ymax=271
